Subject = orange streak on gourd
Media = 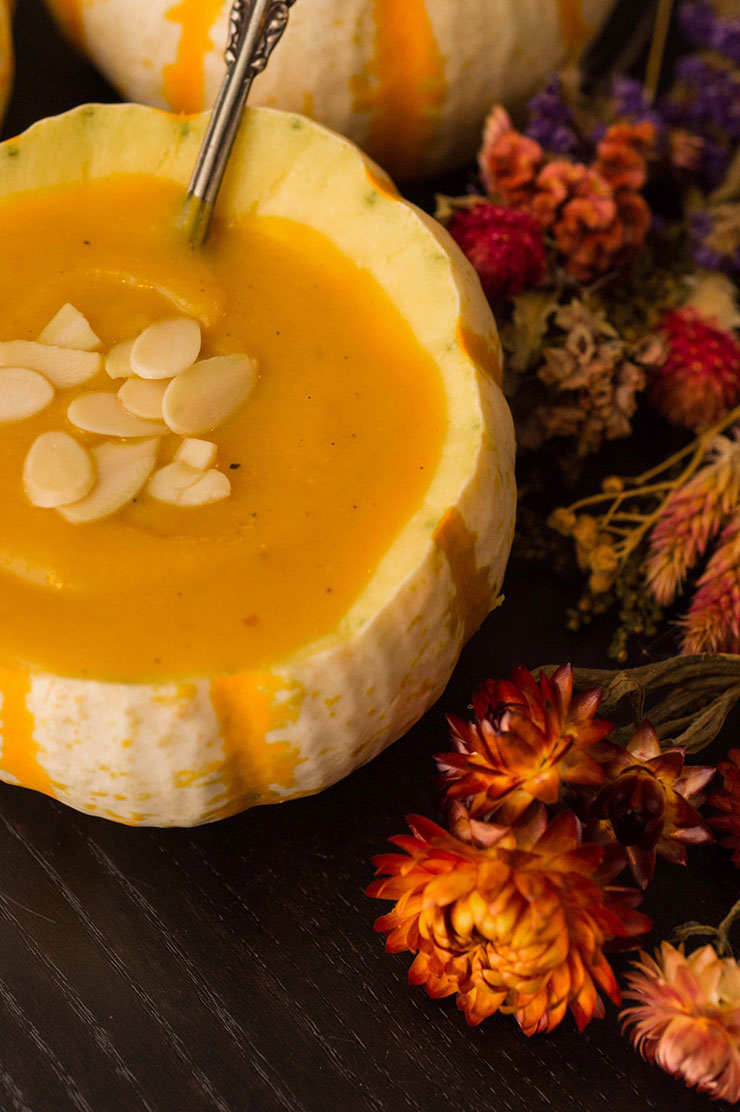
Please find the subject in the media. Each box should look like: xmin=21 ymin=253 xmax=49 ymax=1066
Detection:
xmin=208 ymin=672 xmax=306 ymax=815
xmin=45 ymin=0 xmax=88 ymax=47
xmin=433 ymin=508 xmax=495 ymax=642
xmin=556 ymin=0 xmax=591 ymax=56
xmin=164 ymin=0 xmax=223 ymax=112
xmin=0 ymin=668 xmax=54 ymax=798
xmin=457 ymin=321 xmax=502 ymax=385
xmin=353 ymin=0 xmax=447 ymax=180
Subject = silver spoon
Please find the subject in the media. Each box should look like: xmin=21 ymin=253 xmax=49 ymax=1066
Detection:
xmin=180 ymin=0 xmax=297 ymax=249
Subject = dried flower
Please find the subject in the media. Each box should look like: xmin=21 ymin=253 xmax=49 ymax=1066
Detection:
xmin=531 ymin=160 xmax=650 ymax=280
xmin=478 ymin=106 xmax=543 ymax=204
xmin=448 ymin=203 xmax=547 ymax=301
xmin=525 ymin=75 xmax=579 ymax=154
xmin=594 ymin=121 xmax=656 ymax=192
xmin=680 ymin=1 xmax=740 ymax=64
xmin=622 ymin=942 xmax=740 ymax=1102
xmin=682 ymin=518 xmax=740 ymax=653
xmin=588 ymin=721 xmax=714 ymax=888
xmin=690 ymin=205 xmax=740 ymax=276
xmin=523 ymin=299 xmax=658 ymax=456
xmin=646 ymin=433 xmax=740 ymax=605
xmin=708 ymin=749 xmax=740 ymax=866
xmin=438 ymin=663 xmax=610 ymax=821
xmin=369 ymin=810 xmax=651 ymax=1035
xmin=647 ymin=308 xmax=740 ymax=428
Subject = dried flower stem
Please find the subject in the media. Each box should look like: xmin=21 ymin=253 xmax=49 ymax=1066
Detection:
xmin=672 ymin=898 xmax=740 ymax=957
xmin=645 ymin=0 xmax=676 ymax=103
xmin=557 ymin=403 xmax=740 ymax=577
xmin=536 ymin=654 xmax=740 ymax=752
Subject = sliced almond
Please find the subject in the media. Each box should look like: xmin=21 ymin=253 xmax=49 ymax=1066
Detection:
xmin=23 ymin=431 xmax=95 ymax=508
xmin=0 ymin=367 xmax=55 ymax=422
xmin=0 ymin=340 xmax=101 ymax=388
xmin=39 ymin=304 xmax=101 ymax=351
xmin=68 ymin=392 xmax=168 ymax=437
xmin=58 ymin=438 xmax=159 ymax=523
xmin=179 ymin=469 xmax=231 ymax=507
xmin=118 ymin=376 xmax=168 ymax=420
xmin=175 ymin=437 xmax=217 ymax=470
xmin=130 ymin=318 xmax=201 ymax=380
xmin=105 ymin=340 xmax=135 ymax=380
xmin=163 ymin=354 xmax=256 ymax=436
xmin=148 ymin=461 xmax=230 ymax=507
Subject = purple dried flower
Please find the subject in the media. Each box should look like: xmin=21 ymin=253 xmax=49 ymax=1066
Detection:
xmin=680 ymin=1 xmax=740 ymax=62
xmin=611 ymin=76 xmax=664 ymax=134
xmin=690 ymin=207 xmax=740 ymax=276
xmin=525 ymin=75 xmax=580 ymax=155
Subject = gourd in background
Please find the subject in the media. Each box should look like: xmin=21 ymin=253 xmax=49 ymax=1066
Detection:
xmin=0 ymin=0 xmax=13 ymax=125
xmin=43 ymin=0 xmax=616 ymax=179
xmin=0 ymin=104 xmax=515 ymax=826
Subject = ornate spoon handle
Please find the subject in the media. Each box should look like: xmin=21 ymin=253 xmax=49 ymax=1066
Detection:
xmin=181 ymin=0 xmax=297 ymax=248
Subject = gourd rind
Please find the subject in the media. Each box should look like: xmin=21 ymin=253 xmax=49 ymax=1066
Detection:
xmin=0 ymin=104 xmax=516 ymax=826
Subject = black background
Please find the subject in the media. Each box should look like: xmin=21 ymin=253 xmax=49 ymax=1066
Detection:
xmin=0 ymin=3 xmax=734 ymax=1110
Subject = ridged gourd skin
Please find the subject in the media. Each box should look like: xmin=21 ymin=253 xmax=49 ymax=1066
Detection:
xmin=43 ymin=0 xmax=616 ymax=180
xmin=0 ymin=104 xmax=516 ymax=827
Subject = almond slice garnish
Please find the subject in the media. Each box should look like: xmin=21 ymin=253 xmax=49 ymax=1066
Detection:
xmin=118 ymin=376 xmax=168 ymax=420
xmin=148 ymin=461 xmax=230 ymax=506
xmin=105 ymin=340 xmax=135 ymax=380
xmin=39 ymin=304 xmax=101 ymax=351
xmin=23 ymin=431 xmax=95 ymax=508
xmin=68 ymin=392 xmax=168 ymax=437
xmin=163 ymin=354 xmax=256 ymax=436
xmin=175 ymin=438 xmax=218 ymax=470
xmin=0 ymin=340 xmax=101 ymax=388
xmin=58 ymin=438 xmax=160 ymax=523
xmin=0 ymin=367 xmax=55 ymax=422
xmin=130 ymin=318 xmax=201 ymax=380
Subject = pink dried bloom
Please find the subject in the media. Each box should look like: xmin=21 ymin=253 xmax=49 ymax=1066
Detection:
xmin=647 ymin=434 xmax=740 ymax=606
xmin=648 ymin=308 xmax=740 ymax=429
xmin=478 ymin=106 xmax=544 ymax=206
xmin=682 ymin=517 xmax=740 ymax=654
xmin=622 ymin=942 xmax=740 ymax=1103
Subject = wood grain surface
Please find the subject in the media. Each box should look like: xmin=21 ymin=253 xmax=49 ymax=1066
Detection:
xmin=0 ymin=3 xmax=734 ymax=1110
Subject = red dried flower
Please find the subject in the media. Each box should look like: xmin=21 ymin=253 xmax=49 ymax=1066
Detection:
xmin=369 ymin=809 xmax=651 ymax=1035
xmin=439 ymin=663 xmax=610 ymax=822
xmin=708 ymin=748 xmax=740 ymax=864
xmin=647 ymin=308 xmax=740 ymax=428
xmin=622 ymin=942 xmax=740 ymax=1103
xmin=448 ymin=203 xmax=547 ymax=301
xmin=588 ymin=721 xmax=714 ymax=888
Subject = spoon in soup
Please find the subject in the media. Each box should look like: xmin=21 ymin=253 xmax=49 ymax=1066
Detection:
xmin=180 ymin=0 xmax=297 ymax=249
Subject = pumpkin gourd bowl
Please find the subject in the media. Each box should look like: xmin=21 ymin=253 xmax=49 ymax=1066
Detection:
xmin=44 ymin=0 xmax=616 ymax=179
xmin=0 ymin=103 xmax=515 ymax=826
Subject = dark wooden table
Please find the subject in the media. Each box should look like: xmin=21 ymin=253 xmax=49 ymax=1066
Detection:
xmin=0 ymin=4 xmax=734 ymax=1110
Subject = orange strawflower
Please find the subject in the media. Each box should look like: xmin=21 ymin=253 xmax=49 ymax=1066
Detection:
xmin=478 ymin=105 xmax=544 ymax=206
xmin=369 ymin=809 xmax=651 ymax=1035
xmin=589 ymin=721 xmax=714 ymax=888
xmin=439 ymin=663 xmax=610 ymax=822
xmin=708 ymin=748 xmax=740 ymax=865
xmin=622 ymin=942 xmax=740 ymax=1102
xmin=594 ymin=120 xmax=657 ymax=192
